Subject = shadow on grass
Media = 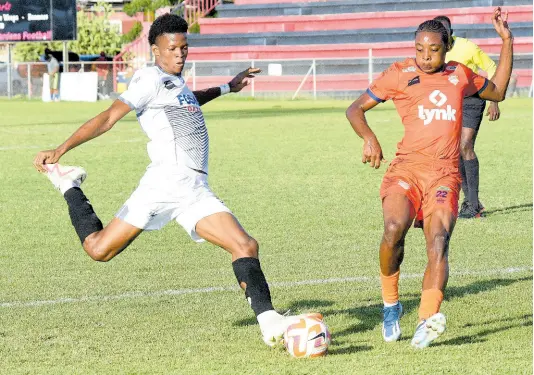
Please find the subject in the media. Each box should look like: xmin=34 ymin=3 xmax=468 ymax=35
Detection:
xmin=232 ymin=299 xmax=335 ymax=328
xmin=462 ymin=313 xmax=533 ymax=328
xmin=232 ymin=316 xmax=257 ymax=328
xmin=434 ymin=314 xmax=533 ymax=347
xmin=231 ymin=275 xmax=531 ymax=353
xmin=446 ymin=276 xmax=532 ymax=300
xmin=313 ymin=276 xmax=531 ymax=340
xmin=483 ymin=203 xmax=533 ymax=217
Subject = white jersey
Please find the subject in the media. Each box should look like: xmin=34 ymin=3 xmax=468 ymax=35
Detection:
xmin=119 ymin=66 xmax=209 ymax=173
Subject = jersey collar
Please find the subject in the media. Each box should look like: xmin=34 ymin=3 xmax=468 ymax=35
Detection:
xmin=155 ymin=64 xmax=182 ymax=77
xmin=413 ymin=59 xmax=448 ymax=75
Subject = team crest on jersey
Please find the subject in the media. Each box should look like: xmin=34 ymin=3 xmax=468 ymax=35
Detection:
xmin=446 ymin=65 xmax=457 ymax=71
xmin=408 ymin=76 xmax=420 ymax=86
xmin=164 ymin=80 xmax=177 ymax=90
xmin=448 ymin=75 xmax=459 ymax=86
xmin=402 ymin=66 xmax=417 ymax=73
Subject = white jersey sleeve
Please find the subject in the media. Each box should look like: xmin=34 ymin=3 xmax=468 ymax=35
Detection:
xmin=119 ymin=70 xmax=158 ymax=112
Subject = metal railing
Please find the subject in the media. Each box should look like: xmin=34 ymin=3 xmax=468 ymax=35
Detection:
xmin=112 ymin=30 xmax=151 ymax=92
xmin=3 ymin=53 xmax=532 ymax=100
xmin=181 ymin=0 xmax=220 ymax=29
xmin=2 ymin=61 xmax=116 ymax=100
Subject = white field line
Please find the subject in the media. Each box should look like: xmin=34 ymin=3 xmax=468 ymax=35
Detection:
xmin=0 ymin=138 xmax=145 ymax=151
xmin=0 ymin=266 xmax=531 ymax=309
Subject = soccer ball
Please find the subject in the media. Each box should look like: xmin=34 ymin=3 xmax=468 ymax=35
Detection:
xmin=284 ymin=316 xmax=331 ymax=358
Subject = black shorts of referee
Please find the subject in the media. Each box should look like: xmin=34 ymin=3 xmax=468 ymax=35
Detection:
xmin=462 ymin=96 xmax=486 ymax=130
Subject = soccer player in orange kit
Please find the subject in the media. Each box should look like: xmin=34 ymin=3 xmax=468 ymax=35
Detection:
xmin=345 ymin=8 xmax=513 ymax=348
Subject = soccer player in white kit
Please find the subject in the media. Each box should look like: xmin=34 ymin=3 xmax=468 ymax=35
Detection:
xmin=33 ymin=14 xmax=321 ymax=348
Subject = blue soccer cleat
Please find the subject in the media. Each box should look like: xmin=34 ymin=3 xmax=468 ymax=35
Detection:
xmin=382 ymin=302 xmax=403 ymax=342
xmin=411 ymin=312 xmax=446 ymax=349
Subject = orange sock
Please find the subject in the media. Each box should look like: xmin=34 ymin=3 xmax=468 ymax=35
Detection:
xmin=380 ymin=270 xmax=400 ymax=304
xmin=418 ymin=289 xmax=444 ymax=321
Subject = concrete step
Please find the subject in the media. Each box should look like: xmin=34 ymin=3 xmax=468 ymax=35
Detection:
xmin=217 ymin=0 xmax=531 ymax=18
xmin=200 ymin=6 xmax=532 ymax=34
xmin=188 ymin=22 xmax=532 ymax=47
xmin=187 ymin=37 xmax=533 ymax=60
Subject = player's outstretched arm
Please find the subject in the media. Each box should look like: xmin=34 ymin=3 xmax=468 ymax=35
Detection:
xmin=193 ymin=86 xmax=227 ymax=106
xmin=33 ymin=99 xmax=132 ymax=172
xmin=479 ymin=7 xmax=513 ymax=102
xmin=192 ymin=67 xmax=262 ymax=106
xmin=346 ymin=92 xmax=385 ymax=169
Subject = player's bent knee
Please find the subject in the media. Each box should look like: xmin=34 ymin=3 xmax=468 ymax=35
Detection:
xmin=83 ymin=237 xmax=114 ymax=262
xmin=383 ymin=220 xmax=406 ymax=245
xmin=233 ymin=236 xmax=259 ymax=258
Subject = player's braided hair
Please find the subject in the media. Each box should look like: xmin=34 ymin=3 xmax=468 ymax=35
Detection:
xmin=433 ymin=16 xmax=451 ymax=30
xmin=148 ymin=13 xmax=189 ymax=45
xmin=415 ymin=20 xmax=450 ymax=47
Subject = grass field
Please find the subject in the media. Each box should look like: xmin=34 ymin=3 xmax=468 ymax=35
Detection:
xmin=0 ymin=97 xmax=532 ymax=374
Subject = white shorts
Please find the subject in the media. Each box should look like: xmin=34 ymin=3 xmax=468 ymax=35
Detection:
xmin=116 ymin=166 xmax=231 ymax=242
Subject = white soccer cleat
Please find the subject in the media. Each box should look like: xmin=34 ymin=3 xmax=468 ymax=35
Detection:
xmin=261 ymin=312 xmax=323 ymax=347
xmin=44 ymin=163 xmax=87 ymax=194
xmin=411 ymin=312 xmax=446 ymax=349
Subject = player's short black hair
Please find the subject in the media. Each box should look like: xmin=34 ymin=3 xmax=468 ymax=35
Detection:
xmin=415 ymin=20 xmax=450 ymax=47
xmin=148 ymin=13 xmax=188 ymax=46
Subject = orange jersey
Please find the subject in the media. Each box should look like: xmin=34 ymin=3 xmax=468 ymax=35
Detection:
xmin=367 ymin=58 xmax=488 ymax=164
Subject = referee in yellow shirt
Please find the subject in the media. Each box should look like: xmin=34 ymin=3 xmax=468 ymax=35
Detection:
xmin=435 ymin=16 xmax=501 ymax=219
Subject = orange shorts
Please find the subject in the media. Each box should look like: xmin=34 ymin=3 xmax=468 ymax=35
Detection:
xmin=380 ymin=157 xmax=461 ymax=221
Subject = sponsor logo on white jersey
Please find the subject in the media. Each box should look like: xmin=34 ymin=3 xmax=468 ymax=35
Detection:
xmin=418 ymin=90 xmax=457 ymax=126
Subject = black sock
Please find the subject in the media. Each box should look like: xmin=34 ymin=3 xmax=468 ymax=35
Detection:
xmin=459 ymin=157 xmax=468 ymax=202
xmin=464 ymin=158 xmax=480 ymax=210
xmin=232 ymin=257 xmax=274 ymax=316
xmin=64 ymin=187 xmax=103 ymax=244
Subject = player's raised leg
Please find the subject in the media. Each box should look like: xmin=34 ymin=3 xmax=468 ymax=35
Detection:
xmin=411 ymin=208 xmax=455 ymax=349
xmin=380 ymin=194 xmax=416 ymax=342
xmin=195 ymin=212 xmax=322 ymax=347
xmin=43 ymin=163 xmax=143 ymax=262
xmin=81 ymin=218 xmax=143 ymax=261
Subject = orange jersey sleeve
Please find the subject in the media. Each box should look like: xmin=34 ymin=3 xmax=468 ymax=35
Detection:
xmin=459 ymin=63 xmax=489 ymax=97
xmin=367 ymin=63 xmax=400 ymax=102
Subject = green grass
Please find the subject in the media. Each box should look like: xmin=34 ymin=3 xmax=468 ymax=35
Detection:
xmin=0 ymin=98 xmax=531 ymax=374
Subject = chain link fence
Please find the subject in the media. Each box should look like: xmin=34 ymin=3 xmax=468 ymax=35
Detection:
xmin=1 ymin=52 xmax=532 ymax=100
